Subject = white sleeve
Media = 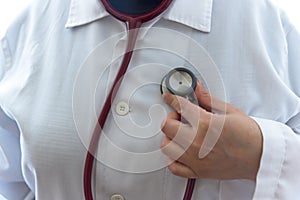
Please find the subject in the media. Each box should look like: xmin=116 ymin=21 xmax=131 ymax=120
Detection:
xmin=0 ymin=38 xmax=33 ymax=200
xmin=252 ymin=27 xmax=300 ymax=199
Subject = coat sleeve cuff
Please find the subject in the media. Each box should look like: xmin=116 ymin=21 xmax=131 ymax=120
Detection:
xmin=251 ymin=117 xmax=287 ymax=199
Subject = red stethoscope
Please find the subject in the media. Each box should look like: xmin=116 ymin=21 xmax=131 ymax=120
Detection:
xmin=83 ymin=0 xmax=196 ymax=199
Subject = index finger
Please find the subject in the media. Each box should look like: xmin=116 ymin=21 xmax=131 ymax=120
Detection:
xmin=162 ymin=93 xmax=204 ymax=127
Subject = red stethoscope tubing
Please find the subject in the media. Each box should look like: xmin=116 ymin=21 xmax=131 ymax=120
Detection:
xmin=83 ymin=1 xmax=195 ymax=199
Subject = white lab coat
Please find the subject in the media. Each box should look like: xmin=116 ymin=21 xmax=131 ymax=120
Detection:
xmin=0 ymin=0 xmax=300 ymax=199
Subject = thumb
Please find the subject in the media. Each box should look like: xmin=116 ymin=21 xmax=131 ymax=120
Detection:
xmin=194 ymin=80 xmax=228 ymax=114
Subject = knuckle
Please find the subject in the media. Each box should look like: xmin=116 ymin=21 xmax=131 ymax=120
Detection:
xmin=168 ymin=111 xmax=179 ymax=119
xmin=168 ymin=164 xmax=179 ymax=175
xmin=160 ymin=137 xmax=169 ymax=149
xmin=161 ymin=119 xmax=168 ymax=131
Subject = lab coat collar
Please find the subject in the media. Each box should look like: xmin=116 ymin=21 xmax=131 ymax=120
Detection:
xmin=65 ymin=0 xmax=213 ymax=32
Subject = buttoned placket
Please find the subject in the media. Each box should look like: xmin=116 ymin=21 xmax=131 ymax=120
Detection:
xmin=106 ymin=17 xmax=162 ymax=117
xmin=93 ymin=17 xmax=164 ymax=199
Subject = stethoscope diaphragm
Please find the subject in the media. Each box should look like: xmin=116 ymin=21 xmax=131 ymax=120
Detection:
xmin=161 ymin=67 xmax=197 ymax=97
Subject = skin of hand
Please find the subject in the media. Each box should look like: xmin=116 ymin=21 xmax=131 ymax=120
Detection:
xmin=160 ymin=80 xmax=263 ymax=181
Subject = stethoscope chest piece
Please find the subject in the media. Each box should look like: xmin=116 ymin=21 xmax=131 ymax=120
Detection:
xmin=161 ymin=67 xmax=197 ymax=97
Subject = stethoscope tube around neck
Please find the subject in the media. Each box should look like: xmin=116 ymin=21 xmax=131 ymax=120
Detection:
xmin=83 ymin=1 xmax=195 ymax=199
xmin=83 ymin=20 xmax=142 ymax=200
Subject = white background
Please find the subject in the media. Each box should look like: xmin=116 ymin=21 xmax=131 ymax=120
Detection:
xmin=0 ymin=0 xmax=299 ymax=199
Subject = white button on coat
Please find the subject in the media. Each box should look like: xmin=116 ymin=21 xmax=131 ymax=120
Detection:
xmin=110 ymin=194 xmax=125 ymax=200
xmin=116 ymin=101 xmax=130 ymax=116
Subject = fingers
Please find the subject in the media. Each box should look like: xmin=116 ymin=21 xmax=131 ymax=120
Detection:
xmin=165 ymin=111 xmax=180 ymax=121
xmin=168 ymin=161 xmax=197 ymax=178
xmin=161 ymin=136 xmax=197 ymax=178
xmin=195 ymin=80 xmax=228 ymax=114
xmin=161 ymin=113 xmax=196 ymax=149
xmin=161 ymin=136 xmax=189 ymax=164
xmin=163 ymin=93 xmax=204 ymax=127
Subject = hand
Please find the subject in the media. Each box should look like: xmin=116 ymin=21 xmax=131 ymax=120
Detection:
xmin=160 ymin=80 xmax=263 ymax=180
